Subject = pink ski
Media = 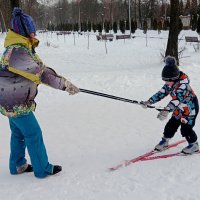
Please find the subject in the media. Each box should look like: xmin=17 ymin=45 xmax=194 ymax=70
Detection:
xmin=109 ymin=139 xmax=185 ymax=171
xmin=109 ymin=151 xmax=155 ymax=171
xmin=141 ymin=151 xmax=200 ymax=161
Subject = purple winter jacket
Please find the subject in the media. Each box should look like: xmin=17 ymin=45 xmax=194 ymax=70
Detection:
xmin=0 ymin=32 xmax=66 ymax=117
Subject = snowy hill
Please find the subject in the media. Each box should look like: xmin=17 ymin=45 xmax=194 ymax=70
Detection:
xmin=0 ymin=30 xmax=200 ymax=200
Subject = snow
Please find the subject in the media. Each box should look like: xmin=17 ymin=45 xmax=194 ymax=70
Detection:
xmin=37 ymin=0 xmax=58 ymax=6
xmin=0 ymin=29 xmax=200 ymax=200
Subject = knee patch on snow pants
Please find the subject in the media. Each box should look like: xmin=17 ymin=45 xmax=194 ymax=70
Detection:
xmin=181 ymin=123 xmax=197 ymax=143
xmin=163 ymin=117 xmax=180 ymax=138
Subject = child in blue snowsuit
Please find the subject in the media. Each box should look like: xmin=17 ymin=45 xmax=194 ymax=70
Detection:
xmin=0 ymin=8 xmax=80 ymax=178
xmin=141 ymin=56 xmax=199 ymax=154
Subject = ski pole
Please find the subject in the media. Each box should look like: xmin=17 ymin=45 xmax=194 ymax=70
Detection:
xmin=79 ymin=88 xmax=165 ymax=111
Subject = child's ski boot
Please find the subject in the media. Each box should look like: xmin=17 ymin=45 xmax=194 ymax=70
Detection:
xmin=181 ymin=142 xmax=199 ymax=154
xmin=154 ymin=137 xmax=170 ymax=151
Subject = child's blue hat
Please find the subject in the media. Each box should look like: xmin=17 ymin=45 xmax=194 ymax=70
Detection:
xmin=11 ymin=7 xmax=36 ymax=37
xmin=162 ymin=56 xmax=180 ymax=81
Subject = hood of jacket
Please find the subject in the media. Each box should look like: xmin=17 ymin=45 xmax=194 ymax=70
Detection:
xmin=4 ymin=29 xmax=39 ymax=50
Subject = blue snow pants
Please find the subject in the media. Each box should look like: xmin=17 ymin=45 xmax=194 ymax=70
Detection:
xmin=8 ymin=112 xmax=53 ymax=178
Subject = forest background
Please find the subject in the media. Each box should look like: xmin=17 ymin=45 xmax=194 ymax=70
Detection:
xmin=0 ymin=0 xmax=199 ymax=34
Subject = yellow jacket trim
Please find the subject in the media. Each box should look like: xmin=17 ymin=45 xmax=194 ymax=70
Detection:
xmin=4 ymin=29 xmax=39 ymax=50
xmin=8 ymin=66 xmax=41 ymax=84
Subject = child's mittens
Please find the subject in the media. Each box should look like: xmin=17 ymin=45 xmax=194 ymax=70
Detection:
xmin=157 ymin=110 xmax=169 ymax=121
xmin=140 ymin=100 xmax=151 ymax=109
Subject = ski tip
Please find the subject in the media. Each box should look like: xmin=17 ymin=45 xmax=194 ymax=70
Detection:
xmin=109 ymin=166 xmax=121 ymax=171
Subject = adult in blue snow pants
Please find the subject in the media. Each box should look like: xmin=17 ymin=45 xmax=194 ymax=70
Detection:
xmin=0 ymin=7 xmax=80 ymax=178
xmin=9 ymin=112 xmax=53 ymax=178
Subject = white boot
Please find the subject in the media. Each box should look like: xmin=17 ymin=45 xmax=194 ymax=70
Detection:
xmin=154 ymin=137 xmax=170 ymax=151
xmin=181 ymin=142 xmax=199 ymax=154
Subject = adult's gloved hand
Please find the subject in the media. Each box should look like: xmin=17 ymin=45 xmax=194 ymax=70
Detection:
xmin=64 ymin=80 xmax=80 ymax=95
xmin=157 ymin=110 xmax=169 ymax=121
xmin=140 ymin=101 xmax=151 ymax=109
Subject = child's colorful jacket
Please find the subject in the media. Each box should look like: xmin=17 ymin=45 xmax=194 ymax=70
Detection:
xmin=0 ymin=30 xmax=66 ymax=117
xmin=148 ymin=72 xmax=199 ymax=125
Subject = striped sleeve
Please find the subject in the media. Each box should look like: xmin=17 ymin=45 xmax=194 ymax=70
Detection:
xmin=148 ymin=84 xmax=170 ymax=104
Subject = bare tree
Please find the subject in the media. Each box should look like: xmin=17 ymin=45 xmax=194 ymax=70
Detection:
xmin=184 ymin=0 xmax=191 ymax=15
xmin=10 ymin=0 xmax=19 ymax=10
xmin=165 ymin=0 xmax=179 ymax=64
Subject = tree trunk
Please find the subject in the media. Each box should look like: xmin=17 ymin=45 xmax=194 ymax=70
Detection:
xmin=138 ymin=0 xmax=142 ymax=28
xmin=10 ymin=0 xmax=20 ymax=10
xmin=165 ymin=0 xmax=179 ymax=64
xmin=134 ymin=0 xmax=137 ymax=21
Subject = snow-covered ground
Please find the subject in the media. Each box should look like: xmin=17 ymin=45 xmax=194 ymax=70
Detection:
xmin=0 ymin=29 xmax=200 ymax=200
